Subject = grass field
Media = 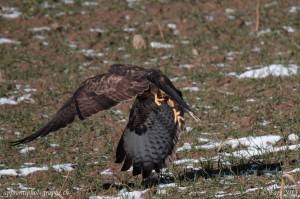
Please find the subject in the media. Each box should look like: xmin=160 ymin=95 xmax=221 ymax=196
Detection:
xmin=1 ymin=0 xmax=300 ymax=198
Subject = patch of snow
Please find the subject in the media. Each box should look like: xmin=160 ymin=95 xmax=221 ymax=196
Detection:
xmin=177 ymin=143 xmax=192 ymax=152
xmin=18 ymin=166 xmax=49 ymax=176
xmin=227 ymin=135 xmax=281 ymax=149
xmin=40 ymin=2 xmax=57 ymax=8
xmin=123 ymin=27 xmax=136 ymax=32
xmin=100 ymin=169 xmax=113 ymax=175
xmin=227 ymin=72 xmax=237 ymax=76
xmin=0 ymin=7 xmax=21 ymax=19
xmin=185 ymin=126 xmax=193 ymax=132
xmin=284 ymin=168 xmax=300 ymax=174
xmin=52 ymin=164 xmax=74 ymax=172
xmin=196 ymin=141 xmax=221 ymax=150
xmin=246 ymin=98 xmax=256 ymax=102
xmin=23 ymin=162 xmax=35 ymax=166
xmin=29 ymin=27 xmax=51 ymax=32
xmin=174 ymin=159 xmax=199 ymax=165
xmin=181 ymin=40 xmax=189 ymax=44
xmin=288 ymin=6 xmax=300 ymax=13
xmin=20 ymin=147 xmax=35 ymax=154
xmin=182 ymin=87 xmax=200 ymax=92
xmin=197 ymin=137 xmax=211 ymax=142
xmin=159 ymin=183 xmax=176 ymax=188
xmin=24 ymin=88 xmax=37 ymax=92
xmin=50 ymin=143 xmax=59 ymax=147
xmin=82 ymin=1 xmax=98 ymax=6
xmin=157 ymin=189 xmax=167 ymax=194
xmin=237 ymin=64 xmax=298 ymax=79
xmin=264 ymin=1 xmax=278 ymax=8
xmin=206 ymin=15 xmax=214 ymax=21
xmin=0 ymin=38 xmax=20 ymax=44
xmin=245 ymin=21 xmax=252 ymax=26
xmin=225 ymin=8 xmax=235 ymax=14
xmin=288 ymin=134 xmax=299 ymax=142
xmin=14 ymin=131 xmax=21 ymax=137
xmin=170 ymin=76 xmax=186 ymax=82
xmin=0 ymin=97 xmax=18 ymax=105
xmin=251 ymin=47 xmax=260 ymax=52
xmin=282 ymin=26 xmax=296 ymax=33
xmin=33 ymin=35 xmax=46 ymax=40
xmin=80 ymin=49 xmax=104 ymax=57
xmin=221 ymin=143 xmax=300 ymax=159
xmin=89 ymin=28 xmax=105 ymax=33
xmin=68 ymin=42 xmax=77 ymax=49
xmin=61 ymin=0 xmax=74 ymax=4
xmin=261 ymin=120 xmax=270 ymax=126
xmin=197 ymin=135 xmax=282 ymax=152
xmin=89 ymin=188 xmax=148 ymax=199
xmin=228 ymin=15 xmax=235 ymax=20
xmin=179 ymin=64 xmax=194 ymax=69
xmin=226 ymin=51 xmax=241 ymax=60
xmin=257 ymin=28 xmax=272 ymax=36
xmin=0 ymin=169 xmax=18 ymax=176
xmin=150 ymin=42 xmax=174 ymax=49
xmin=17 ymin=94 xmax=35 ymax=103
xmin=18 ymin=183 xmax=34 ymax=190
xmin=167 ymin=23 xmax=177 ymax=29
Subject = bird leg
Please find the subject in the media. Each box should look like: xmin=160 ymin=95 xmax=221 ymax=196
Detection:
xmin=167 ymin=99 xmax=184 ymax=126
xmin=154 ymin=93 xmax=165 ymax=106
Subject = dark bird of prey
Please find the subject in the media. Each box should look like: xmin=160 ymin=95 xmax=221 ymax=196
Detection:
xmin=11 ymin=64 xmax=200 ymax=179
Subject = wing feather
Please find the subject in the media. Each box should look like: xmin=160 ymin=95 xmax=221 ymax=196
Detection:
xmin=11 ymin=65 xmax=151 ymax=145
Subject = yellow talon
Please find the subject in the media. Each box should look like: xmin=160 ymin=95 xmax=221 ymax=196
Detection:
xmin=173 ymin=108 xmax=184 ymax=126
xmin=154 ymin=93 xmax=165 ymax=106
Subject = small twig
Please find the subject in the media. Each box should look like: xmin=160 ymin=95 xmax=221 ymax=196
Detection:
xmin=57 ymin=171 xmax=70 ymax=199
xmin=154 ymin=19 xmax=164 ymax=41
xmin=255 ymin=0 xmax=260 ymax=32
xmin=280 ymin=174 xmax=300 ymax=199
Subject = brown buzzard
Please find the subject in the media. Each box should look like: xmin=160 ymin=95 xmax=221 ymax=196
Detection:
xmin=11 ymin=64 xmax=200 ymax=179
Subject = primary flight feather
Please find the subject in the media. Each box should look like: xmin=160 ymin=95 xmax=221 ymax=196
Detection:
xmin=11 ymin=64 xmax=200 ymax=179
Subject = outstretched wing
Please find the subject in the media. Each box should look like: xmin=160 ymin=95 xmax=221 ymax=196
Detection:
xmin=11 ymin=64 xmax=199 ymax=146
xmin=115 ymin=91 xmax=184 ymax=179
xmin=11 ymin=65 xmax=152 ymax=145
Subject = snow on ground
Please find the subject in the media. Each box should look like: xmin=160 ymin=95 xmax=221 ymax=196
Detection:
xmin=19 ymin=147 xmax=35 ymax=154
xmin=19 ymin=166 xmax=49 ymax=176
xmin=0 ymin=169 xmax=18 ymax=176
xmin=0 ymin=38 xmax=20 ymax=44
xmin=0 ymin=163 xmax=74 ymax=177
xmin=100 ymin=169 xmax=113 ymax=175
xmin=150 ymin=42 xmax=174 ymax=49
xmin=29 ymin=27 xmax=51 ymax=32
xmin=179 ymin=64 xmax=194 ymax=69
xmin=52 ymin=163 xmax=74 ymax=172
xmin=182 ymin=86 xmax=201 ymax=92
xmin=89 ymin=188 xmax=149 ymax=199
xmin=215 ymin=181 xmax=300 ymax=198
xmin=288 ymin=134 xmax=299 ymax=142
xmin=192 ymin=134 xmax=300 ymax=160
xmin=1 ymin=84 xmax=37 ymax=105
xmin=79 ymin=49 xmax=104 ymax=57
xmin=82 ymin=1 xmax=98 ymax=6
xmin=0 ymin=94 xmax=35 ymax=105
xmin=89 ymin=28 xmax=106 ymax=33
xmin=282 ymin=26 xmax=296 ymax=33
xmin=237 ymin=64 xmax=298 ymax=79
xmin=0 ymin=7 xmax=21 ymax=19
xmin=177 ymin=143 xmax=192 ymax=152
